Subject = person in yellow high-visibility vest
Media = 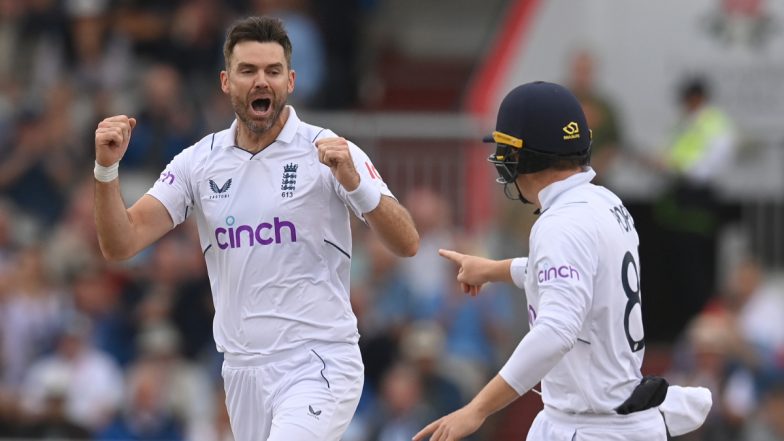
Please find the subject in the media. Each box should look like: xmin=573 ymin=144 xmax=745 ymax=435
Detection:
xmin=667 ymin=78 xmax=736 ymax=193
xmin=653 ymin=75 xmax=737 ymax=341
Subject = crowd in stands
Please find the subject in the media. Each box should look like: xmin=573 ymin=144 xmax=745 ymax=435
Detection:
xmin=1 ymin=1 xmax=783 ymax=440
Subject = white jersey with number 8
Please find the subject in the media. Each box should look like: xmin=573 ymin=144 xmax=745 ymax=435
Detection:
xmin=507 ymin=168 xmax=646 ymax=414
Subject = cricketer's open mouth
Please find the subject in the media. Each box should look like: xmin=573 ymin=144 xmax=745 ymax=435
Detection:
xmin=250 ymin=98 xmax=271 ymax=115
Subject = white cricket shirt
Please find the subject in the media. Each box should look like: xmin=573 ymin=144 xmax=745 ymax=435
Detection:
xmin=147 ymin=107 xmax=393 ymax=356
xmin=500 ymin=168 xmax=646 ymax=414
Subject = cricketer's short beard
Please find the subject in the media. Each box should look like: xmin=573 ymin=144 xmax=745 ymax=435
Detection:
xmin=231 ymin=90 xmax=287 ymax=134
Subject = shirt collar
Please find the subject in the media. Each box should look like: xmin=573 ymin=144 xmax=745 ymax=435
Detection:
xmin=275 ymin=105 xmax=299 ymax=144
xmin=538 ymin=167 xmax=596 ymax=212
xmin=228 ymin=105 xmax=300 ymax=146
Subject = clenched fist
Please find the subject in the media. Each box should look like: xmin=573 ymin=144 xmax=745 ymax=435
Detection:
xmin=95 ymin=115 xmax=137 ymax=167
xmin=316 ymin=137 xmax=360 ymax=191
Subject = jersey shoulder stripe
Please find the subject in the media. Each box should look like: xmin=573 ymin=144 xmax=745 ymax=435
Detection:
xmin=298 ymin=121 xmax=336 ymax=144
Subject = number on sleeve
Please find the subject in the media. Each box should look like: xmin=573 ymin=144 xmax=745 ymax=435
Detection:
xmin=622 ymin=251 xmax=645 ymax=352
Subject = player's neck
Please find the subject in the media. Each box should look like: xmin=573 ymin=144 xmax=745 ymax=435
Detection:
xmin=236 ymin=107 xmax=289 ymax=154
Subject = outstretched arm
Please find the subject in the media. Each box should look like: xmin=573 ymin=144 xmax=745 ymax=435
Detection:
xmin=413 ymin=375 xmax=519 ymax=441
xmin=438 ymin=249 xmax=516 ymax=295
xmin=94 ymin=115 xmax=174 ymax=260
xmin=414 ymin=322 xmax=574 ymax=441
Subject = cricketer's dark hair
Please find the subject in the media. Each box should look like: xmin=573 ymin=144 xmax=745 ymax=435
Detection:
xmin=223 ymin=16 xmax=292 ymax=70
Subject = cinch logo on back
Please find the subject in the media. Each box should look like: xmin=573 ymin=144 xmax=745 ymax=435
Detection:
xmin=215 ymin=216 xmax=297 ymax=249
xmin=538 ymin=265 xmax=580 ymax=283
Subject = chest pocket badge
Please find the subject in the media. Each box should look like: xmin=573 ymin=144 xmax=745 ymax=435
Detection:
xmin=281 ymin=163 xmax=298 ymax=198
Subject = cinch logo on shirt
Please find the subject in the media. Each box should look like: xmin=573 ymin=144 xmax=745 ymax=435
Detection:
xmin=538 ymin=265 xmax=580 ymax=283
xmin=214 ymin=216 xmax=297 ymax=249
xmin=159 ymin=171 xmax=175 ymax=185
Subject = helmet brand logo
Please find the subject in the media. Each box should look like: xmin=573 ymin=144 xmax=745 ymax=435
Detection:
xmin=562 ymin=122 xmax=581 ymax=140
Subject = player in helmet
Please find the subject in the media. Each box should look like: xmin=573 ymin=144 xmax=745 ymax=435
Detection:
xmin=414 ymin=81 xmax=711 ymax=440
xmin=486 ymin=81 xmax=591 ymax=204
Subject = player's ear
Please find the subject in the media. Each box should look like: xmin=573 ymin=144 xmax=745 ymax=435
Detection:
xmin=288 ymin=69 xmax=296 ymax=94
xmin=220 ymin=70 xmax=230 ymax=95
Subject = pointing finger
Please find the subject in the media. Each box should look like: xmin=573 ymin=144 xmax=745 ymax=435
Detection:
xmin=438 ymin=249 xmax=463 ymax=264
xmin=413 ymin=420 xmax=440 ymax=441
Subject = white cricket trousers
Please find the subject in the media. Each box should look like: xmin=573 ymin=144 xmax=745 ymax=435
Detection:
xmin=222 ymin=342 xmax=364 ymax=441
xmin=527 ymin=406 xmax=668 ymax=441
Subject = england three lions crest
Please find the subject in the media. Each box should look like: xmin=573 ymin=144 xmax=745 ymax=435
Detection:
xmin=281 ymin=163 xmax=298 ymax=198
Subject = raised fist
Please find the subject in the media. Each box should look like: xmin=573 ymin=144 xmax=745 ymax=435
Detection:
xmin=315 ymin=137 xmax=360 ymax=191
xmin=95 ymin=115 xmax=137 ymax=166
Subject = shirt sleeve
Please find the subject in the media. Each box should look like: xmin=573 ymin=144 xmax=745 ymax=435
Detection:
xmin=146 ymin=148 xmax=195 ymax=228
xmin=334 ymin=141 xmax=395 ymax=219
xmin=499 ymin=322 xmax=572 ymax=395
xmin=499 ymin=218 xmax=597 ymax=393
xmin=510 ymin=257 xmax=529 ymax=289
xmin=530 ymin=219 xmax=596 ymax=345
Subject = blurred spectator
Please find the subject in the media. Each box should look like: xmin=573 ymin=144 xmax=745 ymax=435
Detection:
xmin=366 ymin=362 xmax=435 ymax=441
xmin=722 ymin=258 xmax=784 ymax=365
xmin=742 ymin=373 xmax=784 ymax=441
xmin=20 ymin=314 xmax=124 ymax=432
xmin=133 ymin=322 xmax=214 ymax=441
xmin=399 ymin=321 xmax=464 ymax=416
xmin=97 ymin=356 xmax=184 ymax=441
xmin=169 ymin=0 xmax=225 ymax=80
xmin=652 ymin=75 xmax=738 ymax=340
xmin=113 ymin=0 xmax=180 ymax=64
xmin=399 ymin=188 xmax=456 ymax=316
xmin=0 ymin=199 xmax=19 ymax=269
xmin=660 ymin=75 xmax=737 ymax=188
xmin=251 ymin=0 xmax=326 ymax=107
xmin=123 ymin=63 xmax=203 ymax=173
xmin=0 ymin=110 xmax=71 ymax=226
xmin=45 ymin=178 xmax=104 ymax=283
xmin=352 ymin=235 xmax=416 ymax=398
xmin=5 ymin=0 xmax=66 ymax=90
xmin=566 ymin=49 xmax=623 ymax=183
xmin=359 ymin=235 xmax=417 ymax=338
xmin=14 ymin=363 xmax=91 ymax=439
xmin=71 ymin=267 xmax=137 ymax=366
xmin=481 ymin=194 xmax=534 ymax=272
xmin=311 ymin=0 xmax=363 ymax=109
xmin=63 ymin=0 xmax=133 ymax=93
xmin=169 ymin=270 xmax=217 ymax=364
xmin=0 ymin=246 xmax=66 ymax=390
xmin=668 ymin=311 xmax=755 ymax=441
xmin=433 ymin=281 xmax=515 ymax=395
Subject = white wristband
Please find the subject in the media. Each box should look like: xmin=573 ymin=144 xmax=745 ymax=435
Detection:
xmin=94 ymin=161 xmax=119 ymax=182
xmin=346 ymin=178 xmax=382 ymax=214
